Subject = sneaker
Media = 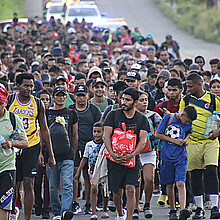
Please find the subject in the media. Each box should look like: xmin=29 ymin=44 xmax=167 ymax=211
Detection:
xmin=53 ymin=216 xmax=61 ymax=220
xmin=144 ymin=207 xmax=153 ymax=218
xmin=90 ymin=214 xmax=98 ymax=220
xmin=9 ymin=207 xmax=20 ymax=220
xmin=71 ymin=201 xmax=82 ymax=215
xmin=139 ymin=200 xmax=144 ymax=204
xmin=132 ymin=209 xmax=139 ymax=219
xmin=35 ymin=204 xmax=42 ymax=216
xmin=101 ymin=212 xmax=109 ymax=219
xmin=192 ymin=207 xmax=205 ymax=219
xmin=108 ymin=200 xmax=116 ymax=212
xmin=188 ymin=203 xmax=197 ymax=212
xmin=157 ymin=194 xmax=168 ymax=207
xmin=42 ymin=208 xmax=50 ymax=219
xmin=204 ymin=199 xmax=211 ymax=210
xmin=179 ymin=208 xmax=192 ymax=220
xmin=84 ymin=202 xmax=92 ymax=214
xmin=210 ymin=206 xmax=220 ymax=219
xmin=96 ymin=203 xmax=103 ymax=211
xmin=61 ymin=210 xmax=74 ymax=220
xmin=115 ymin=209 xmax=127 ymax=220
xmin=15 ymin=193 xmax=22 ymax=209
xmin=169 ymin=210 xmax=178 ymax=220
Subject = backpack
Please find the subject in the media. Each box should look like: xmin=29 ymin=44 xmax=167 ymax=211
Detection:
xmin=49 ymin=120 xmax=71 ymax=157
xmin=9 ymin=111 xmax=16 ymax=130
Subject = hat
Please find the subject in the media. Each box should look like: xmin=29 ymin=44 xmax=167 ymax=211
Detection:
xmin=147 ymin=66 xmax=159 ymax=77
xmin=43 ymin=53 xmax=52 ymax=59
xmin=146 ymin=33 xmax=153 ymax=39
xmin=113 ymin=81 xmax=128 ymax=93
xmin=52 ymin=47 xmax=63 ymax=57
xmin=41 ymin=74 xmax=50 ymax=83
xmin=34 ymin=80 xmax=43 ymax=95
xmin=67 ymin=28 xmax=76 ymax=34
xmin=0 ymin=87 xmax=8 ymax=103
xmin=125 ymin=71 xmax=141 ymax=81
xmin=53 ymin=86 xmax=67 ymax=96
xmin=31 ymin=61 xmax=39 ymax=67
xmin=189 ymin=63 xmax=200 ymax=73
xmin=56 ymin=76 xmax=67 ymax=83
xmin=92 ymin=78 xmax=107 ymax=88
xmin=166 ymin=34 xmax=172 ymax=39
xmin=112 ymin=47 xmax=122 ymax=54
xmin=80 ymin=44 xmax=89 ymax=52
xmin=74 ymin=84 xmax=88 ymax=95
xmin=147 ymin=46 xmax=156 ymax=51
xmin=102 ymin=66 xmax=112 ymax=72
xmin=88 ymin=66 xmax=103 ymax=79
xmin=131 ymin=63 xmax=141 ymax=71
xmin=217 ymin=61 xmax=220 ymax=69
xmin=158 ymin=69 xmax=171 ymax=81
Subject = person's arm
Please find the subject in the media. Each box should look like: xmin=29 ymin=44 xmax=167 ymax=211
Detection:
xmin=73 ymin=157 xmax=88 ymax=182
xmin=155 ymin=132 xmax=185 ymax=146
xmin=38 ymin=100 xmax=56 ymax=169
xmin=72 ymin=122 xmax=78 ymax=156
xmin=1 ymin=139 xmax=28 ymax=150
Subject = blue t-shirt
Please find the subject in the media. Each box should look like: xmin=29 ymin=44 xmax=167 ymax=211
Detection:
xmin=156 ymin=113 xmax=193 ymax=161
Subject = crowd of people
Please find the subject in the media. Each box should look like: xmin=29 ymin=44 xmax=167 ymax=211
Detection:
xmin=0 ymin=13 xmax=220 ymax=220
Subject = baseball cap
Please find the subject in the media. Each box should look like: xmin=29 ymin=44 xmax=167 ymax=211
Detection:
xmin=80 ymin=44 xmax=89 ymax=52
xmin=125 ymin=71 xmax=141 ymax=81
xmin=74 ymin=84 xmax=88 ymax=96
xmin=92 ymin=78 xmax=107 ymax=88
xmin=31 ymin=61 xmax=39 ymax=67
xmin=158 ymin=69 xmax=171 ymax=81
xmin=52 ymin=47 xmax=63 ymax=57
xmin=131 ymin=63 xmax=141 ymax=71
xmin=189 ymin=63 xmax=200 ymax=73
xmin=67 ymin=28 xmax=76 ymax=34
xmin=146 ymin=33 xmax=153 ymax=39
xmin=88 ymin=66 xmax=103 ymax=79
xmin=147 ymin=66 xmax=159 ymax=77
xmin=102 ymin=66 xmax=112 ymax=72
xmin=0 ymin=87 xmax=8 ymax=103
xmin=41 ymin=74 xmax=50 ymax=83
xmin=55 ymin=76 xmax=67 ymax=84
xmin=53 ymin=86 xmax=67 ymax=96
xmin=147 ymin=46 xmax=156 ymax=51
xmin=166 ymin=34 xmax=172 ymax=39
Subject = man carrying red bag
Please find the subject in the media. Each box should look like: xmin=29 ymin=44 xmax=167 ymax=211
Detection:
xmin=104 ymin=88 xmax=150 ymax=220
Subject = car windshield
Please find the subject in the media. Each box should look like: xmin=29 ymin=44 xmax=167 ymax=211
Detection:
xmin=49 ymin=6 xmax=63 ymax=13
xmin=68 ymin=8 xmax=98 ymax=17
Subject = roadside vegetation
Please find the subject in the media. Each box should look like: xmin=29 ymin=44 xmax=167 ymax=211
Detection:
xmin=0 ymin=0 xmax=25 ymax=20
xmin=154 ymin=0 xmax=220 ymax=45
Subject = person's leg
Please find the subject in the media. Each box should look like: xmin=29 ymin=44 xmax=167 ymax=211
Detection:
xmin=103 ymin=196 xmax=108 ymax=213
xmin=73 ymin=167 xmax=79 ymax=202
xmin=43 ymin=167 xmax=50 ymax=209
xmin=143 ymin=164 xmax=154 ymax=204
xmin=60 ymin=160 xmax=74 ymax=214
xmin=47 ymin=164 xmax=61 ymax=216
xmin=0 ymin=209 xmax=8 ymax=220
xmin=125 ymin=185 xmax=136 ymax=220
xmin=166 ymin=184 xmax=175 ymax=210
xmin=176 ymin=181 xmax=186 ymax=210
xmin=91 ymin=185 xmax=98 ymax=215
xmin=82 ymin=166 xmax=91 ymax=203
xmin=134 ymin=186 xmax=140 ymax=210
xmin=113 ymin=188 xmax=123 ymax=216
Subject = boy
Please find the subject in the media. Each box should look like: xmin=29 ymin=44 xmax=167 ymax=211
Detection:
xmin=74 ymin=122 xmax=108 ymax=220
xmin=155 ymin=106 xmax=197 ymax=220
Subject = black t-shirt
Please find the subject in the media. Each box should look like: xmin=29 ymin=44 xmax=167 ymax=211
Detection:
xmin=104 ymin=109 xmax=150 ymax=145
xmin=46 ymin=107 xmax=78 ymax=162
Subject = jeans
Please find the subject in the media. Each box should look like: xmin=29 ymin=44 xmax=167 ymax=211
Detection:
xmin=46 ymin=160 xmax=74 ymax=216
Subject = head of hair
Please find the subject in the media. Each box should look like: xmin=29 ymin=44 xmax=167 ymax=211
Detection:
xmin=195 ymin=55 xmax=205 ymax=64
xmin=76 ymin=61 xmax=87 ymax=71
xmin=210 ymin=79 xmax=220 ymax=89
xmin=19 ymin=64 xmax=28 ymax=71
xmin=202 ymin=71 xmax=211 ymax=79
xmin=187 ymin=73 xmax=203 ymax=83
xmin=93 ymin=121 xmax=104 ymax=129
xmin=155 ymin=60 xmax=164 ymax=67
xmin=1 ymin=52 xmax=8 ymax=60
xmin=48 ymin=57 xmax=56 ymax=62
xmin=37 ymin=89 xmax=51 ymax=99
xmin=169 ymin=68 xmax=180 ymax=76
xmin=41 ymin=63 xmax=48 ymax=70
xmin=13 ymin=57 xmax=24 ymax=65
xmin=86 ymin=79 xmax=93 ymax=88
xmin=209 ymin=58 xmax=219 ymax=65
xmin=49 ymin=65 xmax=60 ymax=73
xmin=117 ymin=71 xmax=127 ymax=80
xmin=167 ymin=78 xmax=183 ymax=89
xmin=122 ymin=87 xmax=139 ymax=102
xmin=138 ymin=90 xmax=149 ymax=99
xmin=57 ymin=58 xmax=65 ymax=64
xmin=183 ymin=106 xmax=197 ymax=121
xmin=16 ymin=73 xmax=34 ymax=85
xmin=75 ymin=73 xmax=86 ymax=80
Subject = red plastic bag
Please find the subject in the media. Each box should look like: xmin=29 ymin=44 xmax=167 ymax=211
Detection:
xmin=104 ymin=123 xmax=136 ymax=167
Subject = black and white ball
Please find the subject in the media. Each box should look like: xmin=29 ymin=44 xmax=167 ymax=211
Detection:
xmin=165 ymin=125 xmax=181 ymax=139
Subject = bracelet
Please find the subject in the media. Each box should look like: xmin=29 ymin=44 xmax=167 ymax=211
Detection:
xmin=131 ymin=152 xmax=135 ymax=158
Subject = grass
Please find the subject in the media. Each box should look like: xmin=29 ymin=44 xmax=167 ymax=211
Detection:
xmin=154 ymin=0 xmax=220 ymax=45
xmin=0 ymin=0 xmax=26 ymax=20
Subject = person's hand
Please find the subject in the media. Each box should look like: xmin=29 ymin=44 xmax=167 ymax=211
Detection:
xmin=48 ymin=156 xmax=56 ymax=169
xmin=208 ymin=129 xmax=220 ymax=140
xmin=183 ymin=139 xmax=189 ymax=147
xmin=38 ymin=152 xmax=45 ymax=167
xmin=120 ymin=152 xmax=133 ymax=164
xmin=1 ymin=140 xmax=12 ymax=149
xmin=110 ymin=152 xmax=121 ymax=162
xmin=173 ymin=139 xmax=185 ymax=146
xmin=73 ymin=173 xmax=80 ymax=182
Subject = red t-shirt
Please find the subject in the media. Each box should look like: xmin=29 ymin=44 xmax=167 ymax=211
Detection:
xmin=154 ymin=99 xmax=179 ymax=117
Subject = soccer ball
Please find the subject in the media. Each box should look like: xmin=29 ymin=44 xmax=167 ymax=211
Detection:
xmin=165 ymin=125 xmax=181 ymax=139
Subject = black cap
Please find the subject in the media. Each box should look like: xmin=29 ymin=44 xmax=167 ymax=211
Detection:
xmin=125 ymin=71 xmax=141 ymax=81
xmin=56 ymin=76 xmax=67 ymax=83
xmin=147 ymin=66 xmax=159 ymax=77
xmin=92 ymin=78 xmax=107 ymax=88
xmin=74 ymin=84 xmax=88 ymax=96
xmin=166 ymin=34 xmax=172 ymax=39
xmin=53 ymin=86 xmax=67 ymax=96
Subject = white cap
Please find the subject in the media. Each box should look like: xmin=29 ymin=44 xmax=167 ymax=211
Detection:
xmin=131 ymin=63 xmax=141 ymax=70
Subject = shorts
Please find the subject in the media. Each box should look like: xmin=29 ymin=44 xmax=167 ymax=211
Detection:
xmin=160 ymin=159 xmax=187 ymax=185
xmin=16 ymin=143 xmax=40 ymax=181
xmin=0 ymin=171 xmax=15 ymax=211
xmin=186 ymin=142 xmax=219 ymax=171
xmin=107 ymin=158 xmax=140 ymax=192
xmin=140 ymin=150 xmax=156 ymax=167
xmin=74 ymin=150 xmax=88 ymax=169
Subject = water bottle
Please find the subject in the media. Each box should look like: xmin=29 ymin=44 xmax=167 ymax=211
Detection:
xmin=0 ymin=135 xmax=12 ymax=156
xmin=204 ymin=111 xmax=220 ymax=138
xmin=10 ymin=128 xmax=21 ymax=153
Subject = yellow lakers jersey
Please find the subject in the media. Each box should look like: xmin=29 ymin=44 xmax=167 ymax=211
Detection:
xmin=8 ymin=93 xmax=40 ymax=147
